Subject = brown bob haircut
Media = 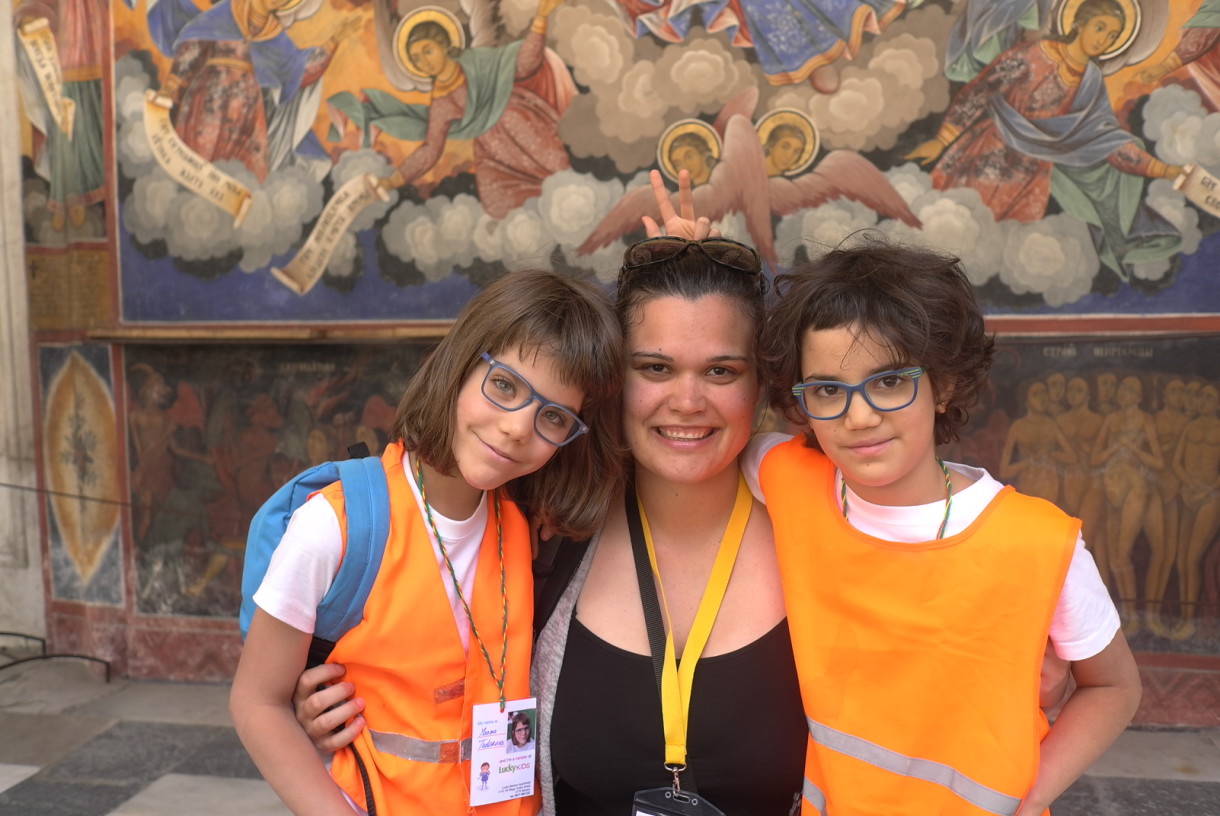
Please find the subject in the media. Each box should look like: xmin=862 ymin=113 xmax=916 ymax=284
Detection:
xmin=391 ymin=268 xmax=625 ymax=539
xmin=761 ymin=232 xmax=994 ymax=450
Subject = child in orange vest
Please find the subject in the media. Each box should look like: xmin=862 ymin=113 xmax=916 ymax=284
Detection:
xmin=230 ymin=269 xmax=624 ymax=815
xmin=749 ymin=233 xmax=1141 ymax=816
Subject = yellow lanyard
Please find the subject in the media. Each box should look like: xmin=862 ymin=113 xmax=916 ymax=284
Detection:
xmin=637 ymin=474 xmax=752 ymax=768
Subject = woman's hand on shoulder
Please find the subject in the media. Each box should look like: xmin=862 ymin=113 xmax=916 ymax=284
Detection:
xmin=293 ymin=663 xmax=366 ymax=753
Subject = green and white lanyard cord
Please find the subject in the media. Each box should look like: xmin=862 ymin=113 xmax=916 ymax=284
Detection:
xmin=840 ymin=457 xmax=954 ymax=540
xmin=414 ymin=456 xmax=509 ymax=710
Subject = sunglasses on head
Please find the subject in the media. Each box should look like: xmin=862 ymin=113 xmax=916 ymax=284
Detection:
xmin=622 ymin=237 xmax=762 ymax=275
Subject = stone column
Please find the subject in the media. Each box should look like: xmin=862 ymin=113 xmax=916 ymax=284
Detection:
xmin=0 ymin=0 xmax=46 ymax=636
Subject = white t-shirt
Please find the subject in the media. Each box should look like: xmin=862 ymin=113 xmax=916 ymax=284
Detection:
xmin=742 ymin=433 xmax=1120 ymax=662
xmin=252 ymin=449 xmax=486 ymax=653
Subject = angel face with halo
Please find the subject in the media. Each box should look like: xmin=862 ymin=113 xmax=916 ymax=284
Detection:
xmin=580 ymin=87 xmax=919 ymax=271
xmin=326 ymin=0 xmax=574 ymax=218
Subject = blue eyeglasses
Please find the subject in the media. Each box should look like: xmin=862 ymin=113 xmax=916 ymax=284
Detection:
xmin=791 ymin=367 xmax=926 ymax=421
xmin=479 ymin=352 xmax=588 ymax=447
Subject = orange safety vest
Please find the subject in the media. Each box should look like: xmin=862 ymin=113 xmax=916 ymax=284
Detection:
xmin=759 ymin=438 xmax=1077 ymax=816
xmin=321 ymin=441 xmax=539 ymax=815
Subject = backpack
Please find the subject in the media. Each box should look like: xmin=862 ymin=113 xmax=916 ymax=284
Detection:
xmin=239 ymin=443 xmax=390 ymax=666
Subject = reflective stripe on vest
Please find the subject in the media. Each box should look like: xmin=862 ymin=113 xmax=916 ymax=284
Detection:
xmin=802 ymin=777 xmax=827 ymax=815
xmin=370 ymin=729 xmax=472 ymax=764
xmin=808 ymin=718 xmax=1021 ymax=816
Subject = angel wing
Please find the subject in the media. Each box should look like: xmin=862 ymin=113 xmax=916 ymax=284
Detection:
xmin=769 ymin=150 xmax=920 ymax=228
xmin=577 ymin=92 xmax=772 ymax=260
xmin=578 ymin=114 xmax=778 ymax=265
xmin=458 ymin=0 xmax=507 ymax=48
xmin=691 ymin=115 xmax=777 ymax=269
xmin=711 ymin=85 xmax=759 ymax=141
xmin=575 ymin=183 xmax=661 ymax=255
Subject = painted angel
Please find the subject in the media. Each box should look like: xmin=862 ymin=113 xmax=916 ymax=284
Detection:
xmin=613 ymin=0 xmax=909 ymax=92
xmin=14 ymin=0 xmax=107 ymax=232
xmin=326 ymin=0 xmax=576 ymax=218
xmin=909 ymin=0 xmax=1183 ymax=278
xmin=146 ymin=0 xmax=356 ymax=181
xmin=577 ymin=86 xmax=920 ymax=270
xmin=945 ymin=0 xmax=1169 ymax=83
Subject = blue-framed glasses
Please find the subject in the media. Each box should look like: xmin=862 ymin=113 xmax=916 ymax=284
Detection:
xmin=791 ymin=367 xmax=926 ymax=421
xmin=479 ymin=352 xmax=588 ymax=447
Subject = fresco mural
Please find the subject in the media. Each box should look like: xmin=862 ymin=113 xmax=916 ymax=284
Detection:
xmin=16 ymin=0 xmax=1199 ymax=322
xmin=123 ymin=342 xmax=432 ymax=617
xmin=99 ymin=335 xmax=1219 ymax=653
xmin=38 ymin=344 xmax=123 ymax=605
xmin=12 ymin=0 xmax=1220 ymax=681
xmin=15 ymin=0 xmax=109 ymax=243
xmin=943 ymin=335 xmax=1220 ymax=655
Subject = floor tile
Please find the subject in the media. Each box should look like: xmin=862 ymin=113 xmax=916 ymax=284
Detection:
xmin=77 ymin=680 xmax=232 ymax=727
xmin=39 ymin=722 xmax=229 ymax=786
xmin=0 ymin=711 xmax=114 ymax=765
xmin=106 ymin=774 xmax=291 ymax=816
xmin=0 ymin=776 xmax=143 ymax=816
xmin=0 ymin=660 xmax=123 ymax=715
xmin=1088 ymin=729 xmax=1220 ymax=782
xmin=1048 ymin=775 xmax=1103 ymax=816
xmin=173 ymin=727 xmax=263 ymax=779
xmin=1089 ymin=776 xmax=1220 ymax=815
xmin=0 ymin=763 xmax=39 ymax=794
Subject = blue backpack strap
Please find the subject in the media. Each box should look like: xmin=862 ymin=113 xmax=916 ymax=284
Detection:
xmin=313 ymin=456 xmax=391 ymax=643
xmin=240 ymin=463 xmax=342 ymax=639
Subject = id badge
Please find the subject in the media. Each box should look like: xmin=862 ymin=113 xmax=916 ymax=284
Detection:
xmin=632 ymin=787 xmax=726 ymax=816
xmin=469 ymin=698 xmax=537 ymax=807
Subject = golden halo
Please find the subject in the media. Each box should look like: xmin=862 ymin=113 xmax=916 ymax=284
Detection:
xmin=1056 ymin=0 xmax=1139 ymax=61
xmin=657 ymin=119 xmax=722 ymax=185
xmin=754 ymin=108 xmax=819 ymax=176
xmin=395 ymin=6 xmax=465 ymax=79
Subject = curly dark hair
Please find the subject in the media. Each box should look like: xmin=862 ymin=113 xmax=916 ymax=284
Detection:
xmin=760 ymin=232 xmax=994 ymax=449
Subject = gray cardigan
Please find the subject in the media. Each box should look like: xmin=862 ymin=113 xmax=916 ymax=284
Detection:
xmin=530 ymin=532 xmax=601 ymax=816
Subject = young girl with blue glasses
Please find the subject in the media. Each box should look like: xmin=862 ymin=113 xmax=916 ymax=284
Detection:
xmin=750 ymin=234 xmax=1140 ymax=816
xmin=230 ymin=268 xmax=624 ymax=816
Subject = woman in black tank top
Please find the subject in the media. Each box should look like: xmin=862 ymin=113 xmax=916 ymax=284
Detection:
xmin=531 ymin=183 xmax=806 ymax=815
xmin=550 ymin=618 xmax=805 ymax=815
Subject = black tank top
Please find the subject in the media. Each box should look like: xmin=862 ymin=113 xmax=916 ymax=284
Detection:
xmin=550 ymin=615 xmax=806 ymax=815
